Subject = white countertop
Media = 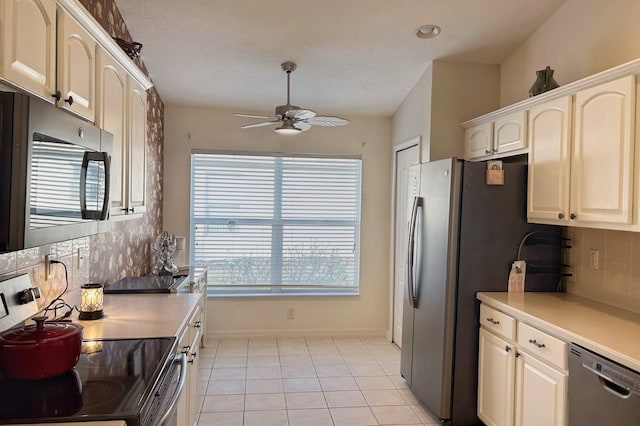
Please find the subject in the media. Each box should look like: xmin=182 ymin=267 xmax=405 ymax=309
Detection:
xmin=76 ymin=293 xmax=201 ymax=340
xmin=477 ymin=292 xmax=640 ymax=372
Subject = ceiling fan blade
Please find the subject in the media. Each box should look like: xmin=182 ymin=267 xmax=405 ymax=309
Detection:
xmin=286 ymin=109 xmax=316 ymax=120
xmin=234 ymin=113 xmax=277 ymax=119
xmin=241 ymin=120 xmax=281 ymax=129
xmin=293 ymin=121 xmax=311 ymax=132
xmin=306 ymin=116 xmax=349 ymax=127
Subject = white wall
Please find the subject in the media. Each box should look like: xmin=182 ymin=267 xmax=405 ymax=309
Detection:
xmin=501 ymin=0 xmax=640 ymax=106
xmin=164 ymin=106 xmax=392 ymax=336
xmin=391 ymin=60 xmax=500 ymax=160
xmin=499 ymin=0 xmax=640 ymax=312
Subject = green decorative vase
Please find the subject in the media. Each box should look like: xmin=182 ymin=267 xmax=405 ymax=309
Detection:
xmin=528 ymin=65 xmax=559 ymax=97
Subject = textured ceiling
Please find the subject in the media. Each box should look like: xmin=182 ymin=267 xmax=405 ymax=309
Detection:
xmin=115 ymin=0 xmax=567 ymax=117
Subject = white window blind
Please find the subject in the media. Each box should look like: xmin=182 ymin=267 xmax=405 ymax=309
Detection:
xmin=190 ymin=152 xmax=362 ymax=296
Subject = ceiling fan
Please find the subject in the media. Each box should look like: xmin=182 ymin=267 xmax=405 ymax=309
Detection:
xmin=234 ymin=61 xmax=349 ymax=134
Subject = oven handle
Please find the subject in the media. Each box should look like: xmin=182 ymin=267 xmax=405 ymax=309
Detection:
xmin=158 ymin=353 xmax=188 ymax=426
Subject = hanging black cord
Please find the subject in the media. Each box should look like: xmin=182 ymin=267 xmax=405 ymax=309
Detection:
xmin=40 ymin=260 xmax=75 ymax=320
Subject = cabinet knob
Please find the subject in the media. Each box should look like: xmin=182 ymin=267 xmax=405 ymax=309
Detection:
xmin=121 ymin=207 xmax=135 ymax=213
xmin=194 ymin=321 xmax=202 ymax=328
xmin=64 ymin=95 xmax=74 ymax=106
xmin=505 ymin=346 xmax=511 ymax=352
xmin=182 ymin=345 xmax=191 ymax=354
xmin=570 ymin=213 xmax=576 ymax=220
xmin=493 ymin=148 xmax=498 ymax=153
xmin=558 ymin=212 xmax=564 ymax=219
xmin=485 ymin=149 xmax=491 ymax=155
xmin=52 ymin=91 xmax=61 ymax=102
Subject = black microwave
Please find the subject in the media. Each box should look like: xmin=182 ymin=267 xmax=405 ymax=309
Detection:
xmin=0 ymin=92 xmax=112 ymax=253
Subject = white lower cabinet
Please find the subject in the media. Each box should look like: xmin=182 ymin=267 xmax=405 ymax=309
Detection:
xmin=176 ymin=304 xmax=203 ymax=426
xmin=514 ymin=351 xmax=567 ymax=426
xmin=478 ymin=328 xmax=515 ymax=426
xmin=478 ymin=304 xmax=567 ymax=426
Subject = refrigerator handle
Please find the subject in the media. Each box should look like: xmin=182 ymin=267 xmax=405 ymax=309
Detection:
xmin=407 ymin=196 xmax=423 ymax=308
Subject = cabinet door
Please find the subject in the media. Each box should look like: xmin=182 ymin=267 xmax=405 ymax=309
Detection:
xmin=0 ymin=0 xmax=56 ymax=101
xmin=571 ymin=76 xmax=635 ymax=224
xmin=527 ymin=96 xmax=572 ymax=224
xmin=494 ymin=110 xmax=527 ymax=154
xmin=514 ymin=352 xmax=567 ymax=426
xmin=127 ymin=77 xmax=147 ymax=214
xmin=477 ymin=328 xmax=515 ymax=426
xmin=465 ymin=122 xmax=493 ymax=160
xmin=57 ymin=9 xmax=96 ymax=121
xmin=96 ymin=49 xmax=127 ymax=217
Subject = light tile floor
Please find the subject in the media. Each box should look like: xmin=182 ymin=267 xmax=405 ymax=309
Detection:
xmin=196 ymin=337 xmax=441 ymax=425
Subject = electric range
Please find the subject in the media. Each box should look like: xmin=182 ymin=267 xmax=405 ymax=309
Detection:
xmin=104 ymin=274 xmax=189 ymax=294
xmin=0 ymin=337 xmax=182 ymax=425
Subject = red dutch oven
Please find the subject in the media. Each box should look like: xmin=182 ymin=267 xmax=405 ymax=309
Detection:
xmin=0 ymin=316 xmax=83 ymax=380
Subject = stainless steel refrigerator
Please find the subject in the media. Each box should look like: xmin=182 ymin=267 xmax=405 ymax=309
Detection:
xmin=400 ymin=158 xmax=561 ymax=425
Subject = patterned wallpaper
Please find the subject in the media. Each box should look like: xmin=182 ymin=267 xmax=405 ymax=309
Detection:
xmin=81 ymin=0 xmax=164 ymax=283
xmin=0 ymin=0 xmax=164 ymax=310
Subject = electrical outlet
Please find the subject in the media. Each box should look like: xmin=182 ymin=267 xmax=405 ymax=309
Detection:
xmin=76 ymin=248 xmax=84 ymax=270
xmin=287 ymin=308 xmax=295 ymax=319
xmin=589 ymin=249 xmax=599 ymax=270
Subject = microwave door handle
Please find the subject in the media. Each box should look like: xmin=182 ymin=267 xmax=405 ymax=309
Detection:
xmin=80 ymin=152 xmax=89 ymax=219
xmin=100 ymin=152 xmax=110 ymax=220
xmin=158 ymin=353 xmax=188 ymax=426
xmin=80 ymin=152 xmax=110 ymax=220
xmin=407 ymin=196 xmax=422 ymax=308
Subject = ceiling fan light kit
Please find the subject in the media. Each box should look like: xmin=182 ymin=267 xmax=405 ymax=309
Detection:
xmin=234 ymin=61 xmax=349 ymax=134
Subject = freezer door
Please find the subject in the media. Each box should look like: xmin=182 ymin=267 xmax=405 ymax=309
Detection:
xmin=409 ymin=158 xmax=461 ymax=420
xmin=400 ymin=164 xmax=422 ymax=385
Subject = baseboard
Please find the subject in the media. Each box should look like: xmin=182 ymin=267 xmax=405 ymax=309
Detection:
xmin=205 ymin=327 xmax=388 ymax=340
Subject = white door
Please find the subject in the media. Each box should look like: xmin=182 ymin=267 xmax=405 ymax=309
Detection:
xmin=477 ymin=328 xmax=515 ymax=426
xmin=392 ymin=143 xmax=419 ymax=346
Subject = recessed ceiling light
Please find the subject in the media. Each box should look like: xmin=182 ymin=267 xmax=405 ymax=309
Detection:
xmin=416 ymin=25 xmax=441 ymax=39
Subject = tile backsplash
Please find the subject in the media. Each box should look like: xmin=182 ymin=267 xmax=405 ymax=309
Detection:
xmin=566 ymin=227 xmax=640 ymax=313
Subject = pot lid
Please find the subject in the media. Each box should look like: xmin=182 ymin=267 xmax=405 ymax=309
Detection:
xmin=0 ymin=316 xmax=83 ymax=345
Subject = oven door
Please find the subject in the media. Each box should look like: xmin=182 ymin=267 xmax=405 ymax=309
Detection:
xmin=142 ymin=353 xmax=188 ymax=426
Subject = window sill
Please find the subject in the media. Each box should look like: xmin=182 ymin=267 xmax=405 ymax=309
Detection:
xmin=207 ymin=289 xmax=360 ymax=298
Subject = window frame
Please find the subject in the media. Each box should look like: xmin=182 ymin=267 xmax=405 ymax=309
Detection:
xmin=189 ymin=149 xmax=363 ymax=297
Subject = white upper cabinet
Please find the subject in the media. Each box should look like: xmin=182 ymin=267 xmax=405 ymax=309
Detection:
xmin=464 ymin=110 xmax=527 ymax=161
xmin=127 ymin=77 xmax=147 ymax=214
xmin=0 ymin=0 xmax=57 ymax=101
xmin=527 ymin=96 xmax=572 ymax=223
xmin=465 ymin=122 xmax=494 ymax=159
xmin=96 ymin=48 xmax=127 ymax=216
xmin=494 ymin=110 xmax=527 ymax=154
xmin=571 ymin=75 xmax=635 ymax=225
xmin=528 ymin=76 xmax=636 ymax=228
xmin=57 ymin=7 xmax=96 ymax=121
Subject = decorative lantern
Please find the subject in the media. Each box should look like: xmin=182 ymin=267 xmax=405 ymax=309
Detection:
xmin=79 ymin=283 xmax=104 ymax=320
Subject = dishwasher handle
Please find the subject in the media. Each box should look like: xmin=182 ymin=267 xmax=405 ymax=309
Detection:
xmin=583 ymin=363 xmax=633 ymax=399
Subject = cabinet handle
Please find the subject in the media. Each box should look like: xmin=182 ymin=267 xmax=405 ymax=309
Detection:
xmin=528 ymin=338 xmax=545 ymax=348
xmin=485 ymin=149 xmax=491 ymax=155
xmin=492 ymin=148 xmax=498 ymax=153
xmin=516 ymin=351 xmax=521 ymax=358
xmin=52 ymin=91 xmax=61 ymax=102
xmin=120 ymin=207 xmax=135 ymax=213
xmin=558 ymin=212 xmax=564 ymax=219
xmin=188 ymin=355 xmax=195 ymax=364
xmin=64 ymin=95 xmax=74 ymax=106
xmin=486 ymin=317 xmax=500 ymax=325
xmin=505 ymin=346 xmax=511 ymax=352
xmin=570 ymin=213 xmax=576 ymax=220
xmin=194 ymin=321 xmax=202 ymax=328
xmin=182 ymin=345 xmax=191 ymax=354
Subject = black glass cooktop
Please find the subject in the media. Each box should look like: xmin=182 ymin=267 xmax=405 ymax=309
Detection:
xmin=0 ymin=337 xmax=175 ymax=424
xmin=104 ymin=275 xmax=188 ymax=294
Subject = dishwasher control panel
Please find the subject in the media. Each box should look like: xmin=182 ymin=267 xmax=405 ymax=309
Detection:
xmin=571 ymin=344 xmax=640 ymax=393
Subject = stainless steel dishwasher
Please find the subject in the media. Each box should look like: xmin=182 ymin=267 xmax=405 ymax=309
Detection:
xmin=568 ymin=343 xmax=640 ymax=425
